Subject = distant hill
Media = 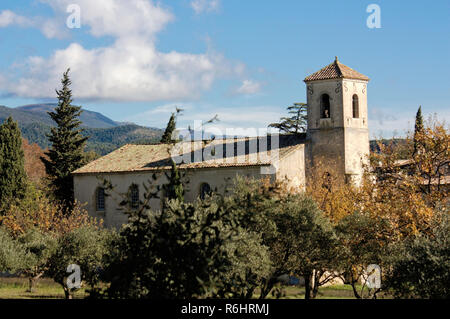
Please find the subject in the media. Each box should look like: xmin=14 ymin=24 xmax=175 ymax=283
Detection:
xmin=16 ymin=103 xmax=119 ymax=128
xmin=0 ymin=104 xmax=163 ymax=156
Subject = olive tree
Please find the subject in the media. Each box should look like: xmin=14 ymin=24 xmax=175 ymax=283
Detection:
xmin=45 ymin=226 xmax=112 ymax=299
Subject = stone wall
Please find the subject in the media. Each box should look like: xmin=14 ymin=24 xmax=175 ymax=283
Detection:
xmin=74 ymin=165 xmax=270 ymax=229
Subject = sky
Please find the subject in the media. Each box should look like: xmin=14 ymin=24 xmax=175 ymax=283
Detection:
xmin=0 ymin=0 xmax=449 ymax=138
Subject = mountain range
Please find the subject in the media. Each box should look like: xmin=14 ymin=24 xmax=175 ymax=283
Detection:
xmin=0 ymin=104 xmax=163 ymax=155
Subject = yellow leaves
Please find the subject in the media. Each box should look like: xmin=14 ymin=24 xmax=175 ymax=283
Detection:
xmin=0 ymin=192 xmax=102 ymax=238
xmin=304 ymin=118 xmax=447 ymax=240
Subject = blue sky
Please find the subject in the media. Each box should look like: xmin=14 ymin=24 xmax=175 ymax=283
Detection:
xmin=0 ymin=0 xmax=449 ymax=138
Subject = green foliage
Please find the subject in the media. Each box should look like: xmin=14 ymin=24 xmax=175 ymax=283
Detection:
xmin=413 ymin=105 xmax=424 ymax=155
xmin=0 ymin=116 xmax=28 ymax=209
xmin=385 ymin=211 xmax=450 ymax=299
xmin=41 ymin=69 xmax=88 ymax=210
xmin=273 ymin=194 xmax=338 ymax=299
xmin=269 ymin=103 xmax=307 ymax=134
xmin=160 ymin=108 xmax=182 ymax=144
xmin=160 ymin=113 xmax=177 ymax=143
xmin=220 ymin=228 xmax=272 ymax=299
xmin=221 ymin=177 xmax=337 ymax=299
xmin=0 ymin=228 xmax=56 ymax=292
xmin=17 ymin=229 xmax=57 ymax=292
xmin=104 ymin=197 xmax=238 ymax=299
xmin=335 ymin=212 xmax=391 ymax=298
xmin=0 ymin=227 xmax=26 ymax=273
xmin=162 ymin=160 xmax=184 ymax=202
xmin=45 ymin=226 xmax=112 ymax=299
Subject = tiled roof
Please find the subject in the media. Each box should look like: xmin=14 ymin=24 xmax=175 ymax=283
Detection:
xmin=73 ymin=134 xmax=306 ymax=174
xmin=304 ymin=57 xmax=369 ymax=82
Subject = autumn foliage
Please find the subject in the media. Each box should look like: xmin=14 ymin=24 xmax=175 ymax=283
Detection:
xmin=0 ymin=185 xmax=102 ymax=238
xmin=22 ymin=138 xmax=47 ymax=183
xmin=307 ymin=116 xmax=448 ymax=240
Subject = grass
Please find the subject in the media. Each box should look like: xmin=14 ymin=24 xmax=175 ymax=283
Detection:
xmin=0 ymin=277 xmax=88 ymax=299
xmin=0 ymin=277 xmax=389 ymax=299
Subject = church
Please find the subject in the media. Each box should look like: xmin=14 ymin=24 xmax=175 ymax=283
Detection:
xmin=73 ymin=57 xmax=370 ymax=228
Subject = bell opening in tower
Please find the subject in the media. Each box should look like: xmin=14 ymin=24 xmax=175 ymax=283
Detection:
xmin=320 ymin=94 xmax=331 ymax=118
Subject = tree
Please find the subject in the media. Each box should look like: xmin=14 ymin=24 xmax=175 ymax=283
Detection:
xmin=0 ymin=185 xmax=102 ymax=293
xmin=103 ymin=197 xmax=239 ymax=299
xmin=220 ymin=228 xmax=272 ymax=299
xmin=0 ymin=227 xmax=26 ymax=274
xmin=269 ymin=103 xmax=307 ymax=134
xmin=22 ymin=138 xmax=47 ymax=183
xmin=160 ymin=108 xmax=183 ymax=143
xmin=413 ymin=105 xmax=424 ymax=156
xmin=41 ymin=69 xmax=88 ymax=211
xmin=162 ymin=160 xmax=185 ymax=202
xmin=274 ymin=194 xmax=338 ymax=299
xmin=217 ymin=177 xmax=280 ymax=299
xmin=410 ymin=115 xmax=449 ymax=199
xmin=0 ymin=117 xmax=27 ymax=209
xmin=101 ymin=173 xmax=273 ymax=299
xmin=384 ymin=210 xmax=450 ymax=299
xmin=46 ymin=226 xmax=112 ymax=299
xmin=223 ymin=177 xmax=337 ymax=299
xmin=335 ymin=212 xmax=391 ymax=299
xmin=17 ymin=229 xmax=57 ymax=293
xmin=0 ymin=184 xmax=101 ymax=238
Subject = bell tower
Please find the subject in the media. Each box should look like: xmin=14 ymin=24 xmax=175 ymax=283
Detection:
xmin=304 ymin=57 xmax=370 ymax=183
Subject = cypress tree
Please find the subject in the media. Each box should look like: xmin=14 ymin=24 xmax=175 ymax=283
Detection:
xmin=0 ymin=116 xmax=28 ymax=209
xmin=41 ymin=68 xmax=88 ymax=211
xmin=163 ymin=160 xmax=184 ymax=202
xmin=413 ymin=105 xmax=424 ymax=156
xmin=160 ymin=113 xmax=177 ymax=144
xmin=161 ymin=108 xmax=183 ymax=144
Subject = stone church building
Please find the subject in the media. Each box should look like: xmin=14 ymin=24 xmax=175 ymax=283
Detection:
xmin=73 ymin=58 xmax=370 ymax=228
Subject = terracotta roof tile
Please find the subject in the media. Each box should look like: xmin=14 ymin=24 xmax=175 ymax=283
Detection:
xmin=304 ymin=57 xmax=369 ymax=82
xmin=73 ymin=134 xmax=306 ymax=174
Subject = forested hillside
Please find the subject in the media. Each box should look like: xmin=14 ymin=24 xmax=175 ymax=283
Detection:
xmin=0 ymin=104 xmax=163 ymax=155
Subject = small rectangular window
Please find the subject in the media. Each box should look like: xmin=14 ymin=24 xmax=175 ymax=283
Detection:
xmin=97 ymin=188 xmax=105 ymax=211
xmin=130 ymin=185 xmax=139 ymax=209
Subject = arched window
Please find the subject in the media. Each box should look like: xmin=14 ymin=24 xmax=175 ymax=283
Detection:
xmin=129 ymin=184 xmax=139 ymax=209
xmin=200 ymin=183 xmax=212 ymax=200
xmin=352 ymin=94 xmax=359 ymax=118
xmin=96 ymin=187 xmax=105 ymax=211
xmin=320 ymin=94 xmax=331 ymax=118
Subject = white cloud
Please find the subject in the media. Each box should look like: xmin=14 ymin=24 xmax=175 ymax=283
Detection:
xmin=0 ymin=9 xmax=67 ymax=39
xmin=1 ymin=0 xmax=245 ymax=102
xmin=40 ymin=0 xmax=173 ymax=38
xmin=234 ymin=79 xmax=262 ymax=95
xmin=190 ymin=0 xmax=220 ymax=14
xmin=0 ymin=10 xmax=31 ymax=27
